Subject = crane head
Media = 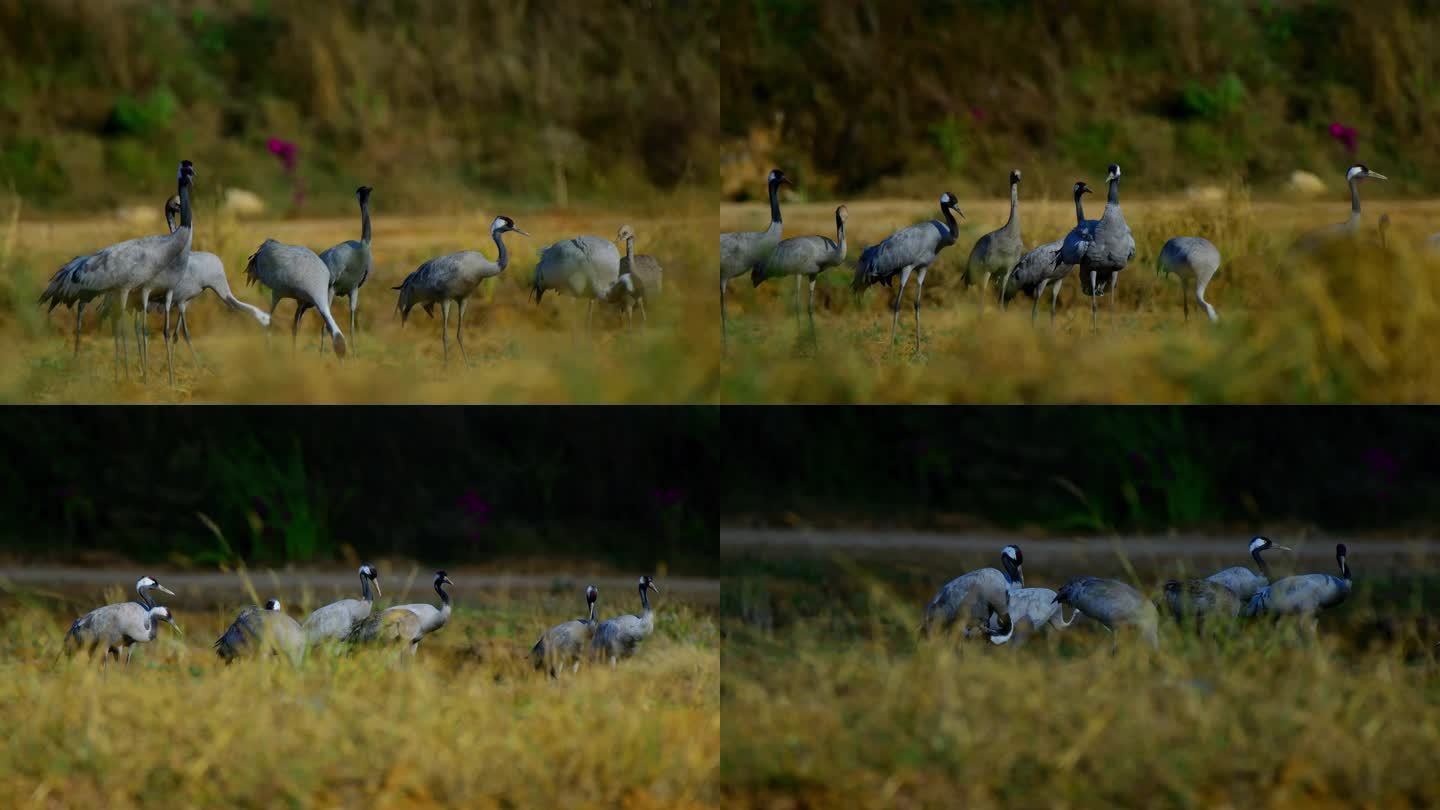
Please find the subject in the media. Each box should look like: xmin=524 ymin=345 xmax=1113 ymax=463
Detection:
xmin=616 ymin=224 xmax=636 ymax=243
xmin=940 ymin=192 xmax=965 ymax=220
xmin=436 ymin=570 xmax=455 ymax=588
xmin=768 ymin=169 xmax=791 ymax=187
xmin=138 ymin=576 xmax=176 ymax=597
xmin=1347 ymin=164 xmax=1387 ymax=182
xmin=1009 ymin=169 xmax=1021 ymax=185
xmin=835 ymin=205 xmax=848 ymax=225
xmin=586 ymin=585 xmax=599 ymax=604
xmin=356 ymin=186 xmax=373 ymax=201
xmin=264 ymin=599 xmax=282 ymax=612
xmin=1106 ymin=164 xmax=1121 ymax=182
xmin=639 ymin=575 xmax=660 ymax=594
xmin=1074 ymin=181 xmax=1093 ymax=196
xmin=491 ymin=216 xmax=528 ymax=237
xmin=152 ymin=606 xmax=175 ymax=625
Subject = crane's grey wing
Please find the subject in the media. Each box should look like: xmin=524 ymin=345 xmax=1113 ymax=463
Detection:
xmin=853 ymin=222 xmax=943 ymax=290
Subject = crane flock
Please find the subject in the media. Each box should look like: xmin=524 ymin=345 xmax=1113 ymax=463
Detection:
xmin=38 ymin=159 xmax=668 ymax=383
xmin=58 ymin=567 xmax=663 ymax=672
xmin=921 ymin=536 xmax=1354 ymax=652
xmin=721 ymin=162 xmax=1400 ymax=346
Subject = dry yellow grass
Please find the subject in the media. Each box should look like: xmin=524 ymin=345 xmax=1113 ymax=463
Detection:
xmin=721 ymin=555 xmax=1440 ymax=809
xmin=0 ymin=586 xmax=718 ymax=808
xmin=720 ymin=193 xmax=1440 ymax=402
xmin=1 ymin=196 xmax=718 ymax=403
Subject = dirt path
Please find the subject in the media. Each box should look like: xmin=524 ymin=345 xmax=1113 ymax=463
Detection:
xmin=722 ymin=528 xmax=1440 ymax=572
xmin=0 ymin=567 xmax=719 ymax=605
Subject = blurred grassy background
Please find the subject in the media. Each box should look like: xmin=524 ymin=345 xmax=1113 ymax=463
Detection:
xmin=1 ymin=0 xmax=717 ymax=213
xmin=0 ymin=407 xmax=717 ymax=572
xmin=1 ymin=584 xmax=718 ymax=808
xmin=721 ymin=1 xmax=1435 ymax=200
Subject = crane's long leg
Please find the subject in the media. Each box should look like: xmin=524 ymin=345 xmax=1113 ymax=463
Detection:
xmin=1032 ymin=279 xmax=1048 ymax=324
xmin=1089 ymin=270 xmax=1099 ymax=331
xmin=118 ymin=288 xmax=131 ymax=381
xmin=73 ymin=302 xmax=85 ymax=358
xmin=163 ymin=291 xmax=176 ymax=387
xmin=350 ymin=289 xmax=359 ymax=353
xmin=639 ymin=297 xmax=648 ymax=326
xmin=179 ymin=307 xmax=200 ymax=368
xmin=586 ymin=299 xmax=594 ymax=333
xmin=720 ymin=280 xmax=728 ymax=352
xmin=794 ymin=273 xmax=801 ymax=325
xmin=267 ymin=295 xmax=281 ymax=348
xmin=440 ymin=299 xmax=451 ymax=364
xmin=1051 ymin=275 xmax=1063 ymax=325
xmin=807 ymin=277 xmax=817 ymax=345
xmin=291 ymin=305 xmax=304 ymax=352
xmin=890 ymin=266 xmax=913 ymax=346
xmin=1182 ymin=277 xmax=1189 ymax=321
xmin=455 ymin=297 xmax=469 ymax=364
xmin=912 ymin=265 xmax=928 ymax=352
xmin=137 ymin=285 xmax=152 ymax=381
xmin=979 ymin=273 xmax=990 ymax=315
xmin=999 ymin=268 xmax=1014 ymax=311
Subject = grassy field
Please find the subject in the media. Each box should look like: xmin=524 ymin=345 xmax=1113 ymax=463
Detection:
xmin=0 ymin=576 xmax=719 ymax=808
xmin=722 ymin=549 xmax=1440 ymax=808
xmin=720 ymin=192 xmax=1440 ymax=402
xmin=0 ymin=194 xmax=717 ymax=402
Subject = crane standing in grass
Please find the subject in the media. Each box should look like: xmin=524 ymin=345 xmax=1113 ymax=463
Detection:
xmin=349 ymin=571 xmax=453 ymax=654
xmin=532 ymin=230 xmax=636 ymax=332
xmin=965 ymin=170 xmax=1025 ymax=309
xmin=920 ymin=545 xmax=1021 ymax=640
xmin=1243 ymin=544 xmax=1352 ymax=637
xmin=1295 ymin=165 xmax=1388 ymax=252
xmin=61 ymin=575 xmax=179 ymax=666
xmin=245 ymin=239 xmax=348 ymax=357
xmin=1056 ymin=164 xmax=1134 ymax=329
xmin=394 ymin=216 xmax=527 ymax=364
xmin=1052 ymin=576 xmax=1159 ymax=651
xmin=532 ymin=585 xmax=600 ymax=676
xmin=618 ymin=225 xmax=664 ymax=307
xmin=592 ymin=576 xmax=660 ymax=666
xmin=214 ymin=599 xmax=305 ymax=665
xmin=852 ymin=192 xmax=965 ymax=350
xmin=721 ymin=169 xmax=790 ymax=347
xmin=302 ymin=564 xmax=381 ymax=644
xmin=752 ymin=204 xmax=848 ymax=336
xmin=1001 ymin=181 xmax=1093 ymax=324
xmin=1157 ymin=237 xmax=1222 ymax=322
xmin=313 ymin=186 xmax=374 ymax=353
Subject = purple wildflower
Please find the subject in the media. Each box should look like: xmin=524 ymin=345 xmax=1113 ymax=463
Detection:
xmin=1328 ymin=122 xmax=1358 ymax=153
xmin=267 ymin=138 xmax=298 ymax=173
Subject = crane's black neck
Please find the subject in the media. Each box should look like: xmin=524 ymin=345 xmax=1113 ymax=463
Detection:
xmin=638 ymin=582 xmax=651 ymax=613
xmin=1001 ymin=557 xmax=1023 ymax=588
xmin=939 ymin=203 xmax=959 ymax=245
xmin=587 ymin=599 xmax=597 ymax=624
xmin=1349 ymin=176 xmax=1362 ymax=217
xmin=622 ymin=237 xmax=635 ymax=276
xmin=834 ymin=213 xmax=846 ymax=256
xmin=1107 ymin=176 xmax=1120 ymax=206
xmin=1251 ymin=545 xmax=1272 ymax=579
xmin=1074 ymin=188 xmax=1088 ymax=226
xmin=359 ymin=572 xmax=373 ymax=602
xmin=137 ymin=584 xmax=154 ymax=610
xmin=1338 ymin=554 xmax=1351 ymax=581
xmin=493 ymin=229 xmax=510 ymax=271
xmin=360 ymin=196 xmax=372 ymax=245
xmin=1004 ymin=179 xmax=1019 ymax=231
xmin=177 ymin=179 xmax=193 ymax=229
xmin=435 ymin=578 xmax=451 ymax=605
xmin=767 ymin=178 xmax=783 ymax=225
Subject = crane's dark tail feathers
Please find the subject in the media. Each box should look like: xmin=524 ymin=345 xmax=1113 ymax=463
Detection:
xmin=243 ymin=251 xmax=261 ymax=287
xmin=750 ymin=265 xmax=767 ymax=288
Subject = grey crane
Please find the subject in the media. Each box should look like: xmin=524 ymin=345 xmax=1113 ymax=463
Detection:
xmin=344 ymin=605 xmax=425 ymax=653
xmin=1157 ymin=237 xmax=1221 ymax=322
xmin=531 ymin=584 xmax=599 ymax=676
xmin=111 ymin=196 xmax=272 ymax=370
xmin=362 ymin=567 xmax=452 ymax=648
xmin=986 ymin=588 xmax=1077 ymax=645
xmin=244 ymin=239 xmax=347 ymax=357
xmin=61 ymin=575 xmax=178 ymax=665
xmin=1052 ymin=577 xmax=1159 ymax=651
xmin=1295 ymin=165 xmax=1388 ymax=252
xmin=720 ymin=169 xmax=790 ymax=346
xmin=531 ymin=230 xmax=634 ymax=332
xmin=311 ymin=186 xmax=374 ymax=352
xmin=919 ymin=544 xmax=1021 ymax=640
xmin=394 ymin=216 xmax=526 ymax=363
xmin=591 ymin=576 xmax=660 ymax=666
xmin=1161 ymin=579 xmax=1242 ymax=632
xmin=1001 ymin=181 xmax=1093 ymax=324
xmin=38 ymin=160 xmax=195 ymax=380
xmin=1243 ymin=543 xmax=1352 ymax=632
xmin=301 ymin=564 xmax=381 ymax=644
xmin=1056 ymin=164 xmax=1135 ymax=328
xmin=965 ymin=170 xmax=1025 ymax=308
xmin=214 ymin=599 xmax=306 ymax=665
xmin=618 ymin=223 xmax=664 ymax=309
xmin=751 ymin=205 xmax=848 ymax=334
xmin=852 ymin=192 xmax=965 ymax=350
xmin=604 ymin=225 xmax=646 ymax=329
xmin=1206 ymin=535 xmax=1292 ymax=603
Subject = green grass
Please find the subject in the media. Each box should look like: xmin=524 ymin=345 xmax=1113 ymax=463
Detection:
xmin=0 ymin=586 xmax=719 ymax=808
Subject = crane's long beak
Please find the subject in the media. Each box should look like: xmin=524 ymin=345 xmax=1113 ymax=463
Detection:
xmin=1274 ymin=545 xmax=1294 ymax=552
xmin=1367 ymin=171 xmax=1388 ymax=181
xmin=371 ymin=579 xmax=382 ymax=597
xmin=166 ymin=618 xmax=183 ymax=636
xmin=513 ymin=228 xmax=530 ymax=237
xmin=648 ymin=582 xmax=660 ymax=594
xmin=443 ymin=576 xmax=455 ymax=587
xmin=156 ymin=584 xmax=176 ymax=596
